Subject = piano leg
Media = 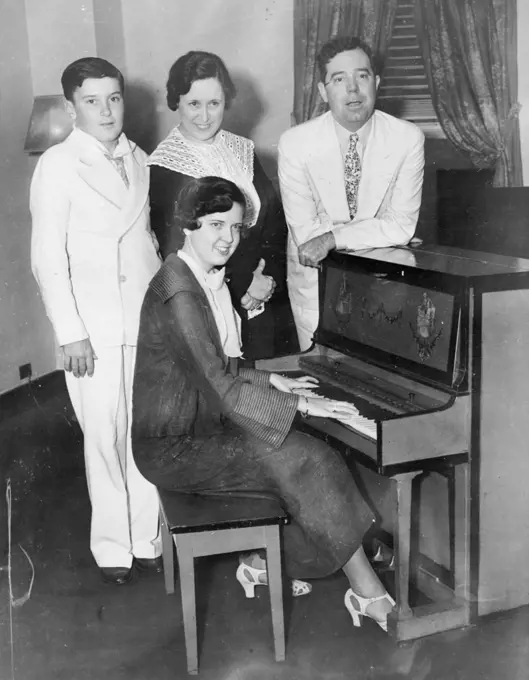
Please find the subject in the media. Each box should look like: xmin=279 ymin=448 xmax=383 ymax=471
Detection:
xmin=387 ymin=464 xmax=472 ymax=641
xmin=453 ymin=462 xmax=471 ymax=610
xmin=392 ymin=471 xmax=422 ymax=621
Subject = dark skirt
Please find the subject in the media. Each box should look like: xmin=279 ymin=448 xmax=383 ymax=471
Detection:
xmin=135 ymin=424 xmax=375 ymax=580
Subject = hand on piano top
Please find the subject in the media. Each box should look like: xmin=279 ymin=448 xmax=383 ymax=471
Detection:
xmin=298 ymin=232 xmax=336 ymax=267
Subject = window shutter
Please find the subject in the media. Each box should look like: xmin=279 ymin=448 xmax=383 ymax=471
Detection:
xmin=377 ymin=0 xmax=443 ymax=137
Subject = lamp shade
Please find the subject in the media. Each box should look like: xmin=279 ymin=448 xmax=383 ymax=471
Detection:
xmin=24 ymin=95 xmax=73 ymax=153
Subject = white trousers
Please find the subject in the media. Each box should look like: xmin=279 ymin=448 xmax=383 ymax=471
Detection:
xmin=65 ymin=345 xmax=160 ymax=567
xmin=290 ymin=302 xmax=317 ymax=352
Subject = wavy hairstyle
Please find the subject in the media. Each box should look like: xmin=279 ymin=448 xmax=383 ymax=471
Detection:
xmin=166 ymin=51 xmax=237 ymax=111
xmin=174 ymin=176 xmax=246 ymax=232
xmin=316 ymin=36 xmax=377 ymax=82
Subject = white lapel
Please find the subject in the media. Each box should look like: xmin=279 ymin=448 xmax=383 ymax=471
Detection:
xmin=120 ymin=145 xmax=149 ymax=236
xmin=68 ymin=129 xmax=128 ymax=209
xmin=356 ymin=111 xmax=398 ymax=220
xmin=306 ymin=112 xmax=350 ymax=223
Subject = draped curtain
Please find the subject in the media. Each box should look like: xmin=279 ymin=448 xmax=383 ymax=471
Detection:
xmin=293 ymin=0 xmax=398 ymax=124
xmin=415 ymin=0 xmax=522 ymax=186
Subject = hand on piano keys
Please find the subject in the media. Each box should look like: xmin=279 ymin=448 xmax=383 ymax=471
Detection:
xmin=270 ymin=372 xmax=359 ymax=419
xmin=268 ymin=371 xmax=376 ymax=439
xmin=293 ymin=392 xmax=377 ymax=440
xmin=269 ymin=372 xmax=320 ymax=394
xmin=303 ymin=396 xmax=360 ymax=422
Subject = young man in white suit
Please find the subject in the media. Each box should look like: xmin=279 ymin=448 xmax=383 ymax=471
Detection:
xmin=278 ymin=37 xmax=425 ymax=351
xmin=30 ymin=58 xmax=162 ymax=585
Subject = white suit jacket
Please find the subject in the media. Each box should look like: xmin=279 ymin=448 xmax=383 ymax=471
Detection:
xmin=31 ymin=128 xmax=161 ymax=350
xmin=278 ymin=110 xmax=425 ymax=349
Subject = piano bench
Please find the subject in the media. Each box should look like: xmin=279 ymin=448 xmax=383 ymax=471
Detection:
xmin=158 ymin=489 xmax=289 ymax=675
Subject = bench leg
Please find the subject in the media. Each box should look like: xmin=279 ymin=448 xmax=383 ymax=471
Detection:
xmin=265 ymin=525 xmax=286 ymax=662
xmin=160 ymin=513 xmax=175 ymax=595
xmin=176 ymin=539 xmax=198 ymax=675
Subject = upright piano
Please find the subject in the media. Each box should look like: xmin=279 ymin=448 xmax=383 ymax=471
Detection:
xmin=258 ymin=243 xmax=529 ymax=641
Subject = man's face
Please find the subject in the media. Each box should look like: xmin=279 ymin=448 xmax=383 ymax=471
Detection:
xmin=66 ymin=77 xmax=124 ymax=151
xmin=318 ymin=48 xmax=379 ymax=132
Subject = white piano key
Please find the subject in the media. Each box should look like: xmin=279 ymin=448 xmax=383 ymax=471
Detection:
xmin=333 ymin=411 xmax=378 ymax=441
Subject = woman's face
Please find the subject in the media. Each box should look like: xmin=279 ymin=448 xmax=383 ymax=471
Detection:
xmin=178 ymin=77 xmax=226 ymax=143
xmin=184 ymin=202 xmax=244 ymax=272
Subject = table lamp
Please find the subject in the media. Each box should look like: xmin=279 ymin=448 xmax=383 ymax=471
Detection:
xmin=24 ymin=95 xmax=73 ymax=153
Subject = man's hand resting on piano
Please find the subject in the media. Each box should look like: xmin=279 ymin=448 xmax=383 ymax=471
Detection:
xmin=298 ymin=232 xmax=336 ymax=267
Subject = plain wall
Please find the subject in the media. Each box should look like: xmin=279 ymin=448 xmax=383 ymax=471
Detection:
xmin=93 ymin=0 xmax=127 ymax=72
xmin=0 ymin=0 xmax=57 ymax=393
xmin=25 ymin=0 xmax=97 ymax=96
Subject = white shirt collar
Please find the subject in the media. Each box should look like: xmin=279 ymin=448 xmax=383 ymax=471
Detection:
xmin=71 ymin=126 xmax=132 ymax=158
xmin=177 ymin=249 xmax=225 ymax=291
xmin=177 ymin=250 xmax=242 ymax=358
xmin=333 ymin=114 xmax=374 ymax=160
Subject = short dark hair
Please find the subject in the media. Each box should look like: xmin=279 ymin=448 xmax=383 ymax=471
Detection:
xmin=166 ymin=51 xmax=237 ymax=111
xmin=174 ymin=176 xmax=246 ymax=232
xmin=61 ymin=57 xmax=125 ymax=102
xmin=317 ymin=36 xmax=377 ymax=82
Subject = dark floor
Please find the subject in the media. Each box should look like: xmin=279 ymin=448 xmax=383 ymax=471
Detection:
xmin=1 ymin=373 xmax=528 ymax=680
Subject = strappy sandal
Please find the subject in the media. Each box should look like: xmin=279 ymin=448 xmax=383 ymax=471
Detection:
xmin=236 ymin=562 xmax=312 ymax=598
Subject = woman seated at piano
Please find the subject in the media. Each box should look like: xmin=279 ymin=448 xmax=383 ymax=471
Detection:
xmin=132 ymin=176 xmax=395 ymax=631
xmin=148 ymin=49 xmax=299 ymax=361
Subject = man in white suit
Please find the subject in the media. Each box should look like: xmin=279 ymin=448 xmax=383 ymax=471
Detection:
xmin=278 ymin=37 xmax=425 ymax=350
xmin=31 ymin=58 xmax=162 ymax=584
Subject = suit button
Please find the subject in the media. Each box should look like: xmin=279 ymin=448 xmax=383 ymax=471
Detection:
xmin=119 ymin=275 xmax=127 ymax=283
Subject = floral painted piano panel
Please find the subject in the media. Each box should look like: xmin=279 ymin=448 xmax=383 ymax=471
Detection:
xmin=322 ymin=267 xmax=455 ymax=371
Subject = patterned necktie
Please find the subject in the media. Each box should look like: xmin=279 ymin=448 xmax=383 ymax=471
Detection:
xmin=344 ymin=133 xmax=361 ymax=220
xmin=105 ymin=154 xmax=129 ymax=189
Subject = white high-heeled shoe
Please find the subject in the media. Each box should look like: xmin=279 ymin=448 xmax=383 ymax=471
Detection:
xmin=344 ymin=587 xmax=396 ymax=632
xmin=236 ymin=562 xmax=312 ymax=598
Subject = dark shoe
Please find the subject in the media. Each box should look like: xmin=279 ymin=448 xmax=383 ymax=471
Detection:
xmin=135 ymin=556 xmax=164 ymax=574
xmin=100 ymin=566 xmax=133 ymax=585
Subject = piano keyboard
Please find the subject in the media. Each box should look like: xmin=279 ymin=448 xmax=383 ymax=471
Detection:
xmin=293 ymin=387 xmax=379 ymax=441
xmin=335 ymin=411 xmax=378 ymax=441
